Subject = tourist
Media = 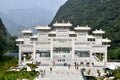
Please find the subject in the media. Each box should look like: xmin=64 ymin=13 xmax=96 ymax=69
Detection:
xmin=43 ymin=69 xmax=45 ymax=76
xmin=80 ymin=62 xmax=84 ymax=66
xmin=68 ymin=64 xmax=71 ymax=69
xmin=86 ymin=62 xmax=90 ymax=67
xmin=50 ymin=67 xmax=52 ymax=72
xmin=76 ymin=63 xmax=79 ymax=70
xmin=92 ymin=62 xmax=94 ymax=66
xmin=52 ymin=61 xmax=55 ymax=66
xmin=64 ymin=63 xmax=66 ymax=66
xmin=104 ymin=72 xmax=109 ymax=78
xmin=37 ymin=72 xmax=39 ymax=78
xmin=41 ymin=70 xmax=44 ymax=77
xmin=74 ymin=62 xmax=77 ymax=69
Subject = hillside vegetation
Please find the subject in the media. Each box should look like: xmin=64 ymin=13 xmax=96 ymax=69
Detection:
xmin=0 ymin=18 xmax=17 ymax=57
xmin=51 ymin=0 xmax=120 ymax=50
xmin=0 ymin=18 xmax=18 ymax=70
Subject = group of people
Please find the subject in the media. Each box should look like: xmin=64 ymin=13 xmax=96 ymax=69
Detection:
xmin=73 ymin=61 xmax=95 ymax=68
xmin=74 ymin=62 xmax=79 ymax=69
xmin=48 ymin=60 xmax=95 ymax=71
xmin=79 ymin=61 xmax=94 ymax=67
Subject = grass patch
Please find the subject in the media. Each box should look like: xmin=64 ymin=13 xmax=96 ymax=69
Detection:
xmin=0 ymin=71 xmax=37 ymax=80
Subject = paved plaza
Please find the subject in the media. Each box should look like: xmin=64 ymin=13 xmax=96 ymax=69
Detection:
xmin=35 ymin=66 xmax=84 ymax=80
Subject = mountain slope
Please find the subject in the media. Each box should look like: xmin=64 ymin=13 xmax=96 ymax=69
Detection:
xmin=51 ymin=0 xmax=120 ymax=49
xmin=0 ymin=18 xmax=6 ymax=36
xmin=0 ymin=8 xmax=55 ymax=36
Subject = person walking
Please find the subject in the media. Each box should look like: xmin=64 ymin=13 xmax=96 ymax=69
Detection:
xmin=43 ymin=69 xmax=45 ymax=76
xmin=41 ymin=70 xmax=44 ymax=77
xmin=68 ymin=64 xmax=71 ymax=69
xmin=50 ymin=67 xmax=52 ymax=72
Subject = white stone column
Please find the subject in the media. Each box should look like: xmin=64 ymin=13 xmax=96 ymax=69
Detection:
xmin=50 ymin=38 xmax=53 ymax=60
xmin=90 ymin=42 xmax=93 ymax=62
xmin=23 ymin=54 xmax=26 ymax=62
xmin=33 ymin=42 xmax=36 ymax=63
xmin=19 ymin=45 xmax=22 ymax=66
xmin=72 ymin=39 xmax=74 ymax=60
xmin=104 ymin=46 xmax=108 ymax=67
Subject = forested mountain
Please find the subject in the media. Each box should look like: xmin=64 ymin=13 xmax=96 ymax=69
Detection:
xmin=0 ymin=18 xmax=17 ymax=58
xmin=0 ymin=18 xmax=6 ymax=36
xmin=51 ymin=0 xmax=120 ymax=49
xmin=0 ymin=19 xmax=18 ymax=77
xmin=0 ymin=18 xmax=7 ymax=57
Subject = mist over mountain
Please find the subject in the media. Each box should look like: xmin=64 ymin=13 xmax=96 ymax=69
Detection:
xmin=0 ymin=8 xmax=55 ymax=36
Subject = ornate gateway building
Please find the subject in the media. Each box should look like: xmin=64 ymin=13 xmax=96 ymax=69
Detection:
xmin=16 ymin=21 xmax=111 ymax=67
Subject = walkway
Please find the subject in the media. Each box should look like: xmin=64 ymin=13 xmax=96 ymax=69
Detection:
xmin=35 ymin=66 xmax=84 ymax=80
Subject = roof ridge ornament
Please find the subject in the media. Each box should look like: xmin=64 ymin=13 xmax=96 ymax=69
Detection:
xmin=68 ymin=21 xmax=70 ymax=23
xmin=77 ymin=25 xmax=79 ymax=27
xmin=62 ymin=20 xmax=65 ymax=23
xmin=86 ymin=24 xmax=88 ymax=27
xmin=55 ymin=21 xmax=58 ymax=23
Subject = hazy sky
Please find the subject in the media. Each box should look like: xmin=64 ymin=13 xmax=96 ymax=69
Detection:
xmin=0 ymin=0 xmax=67 ymax=12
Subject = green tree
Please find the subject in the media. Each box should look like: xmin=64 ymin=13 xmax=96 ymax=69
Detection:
xmin=27 ymin=63 xmax=37 ymax=71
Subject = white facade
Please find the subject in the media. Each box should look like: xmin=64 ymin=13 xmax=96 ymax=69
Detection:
xmin=16 ymin=21 xmax=111 ymax=66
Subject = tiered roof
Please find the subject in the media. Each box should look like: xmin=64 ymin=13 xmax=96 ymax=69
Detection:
xmin=53 ymin=21 xmax=72 ymax=27
xmin=22 ymin=29 xmax=32 ymax=34
xmin=35 ymin=26 xmax=51 ymax=30
xmin=75 ymin=25 xmax=91 ymax=30
xmin=92 ymin=29 xmax=105 ymax=34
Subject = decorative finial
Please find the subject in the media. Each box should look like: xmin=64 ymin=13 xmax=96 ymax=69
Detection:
xmin=86 ymin=24 xmax=88 ymax=27
xmin=62 ymin=20 xmax=65 ymax=23
xmin=68 ymin=21 xmax=70 ymax=23
xmin=55 ymin=21 xmax=58 ymax=23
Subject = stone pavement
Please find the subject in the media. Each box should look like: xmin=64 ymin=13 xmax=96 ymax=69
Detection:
xmin=34 ymin=66 xmax=84 ymax=80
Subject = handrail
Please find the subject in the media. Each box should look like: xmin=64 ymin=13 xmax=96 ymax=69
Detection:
xmin=81 ymin=69 xmax=87 ymax=80
xmin=93 ymin=56 xmax=100 ymax=62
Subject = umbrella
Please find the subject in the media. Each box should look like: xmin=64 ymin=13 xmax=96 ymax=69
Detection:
xmin=107 ymin=65 xmax=116 ymax=70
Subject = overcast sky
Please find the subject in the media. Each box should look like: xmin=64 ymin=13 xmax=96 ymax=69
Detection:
xmin=0 ymin=0 xmax=67 ymax=12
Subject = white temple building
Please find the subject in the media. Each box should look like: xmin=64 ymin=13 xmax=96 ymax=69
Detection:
xmin=16 ymin=21 xmax=111 ymax=67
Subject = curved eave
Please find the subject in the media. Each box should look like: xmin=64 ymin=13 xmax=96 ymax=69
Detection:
xmin=35 ymin=26 xmax=51 ymax=30
xmin=102 ymin=39 xmax=111 ymax=42
xmin=69 ymin=31 xmax=76 ymax=34
xmin=22 ymin=30 xmax=32 ymax=34
xmin=92 ymin=29 xmax=105 ymax=34
xmin=31 ymin=35 xmax=38 ymax=38
xmin=16 ymin=38 xmax=24 ymax=42
xmin=75 ymin=27 xmax=91 ymax=30
xmin=49 ymin=31 xmax=56 ymax=34
xmin=88 ymin=35 xmax=95 ymax=38
xmin=53 ymin=23 xmax=72 ymax=27
xmin=75 ymin=25 xmax=91 ymax=30
xmin=93 ymin=31 xmax=105 ymax=34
